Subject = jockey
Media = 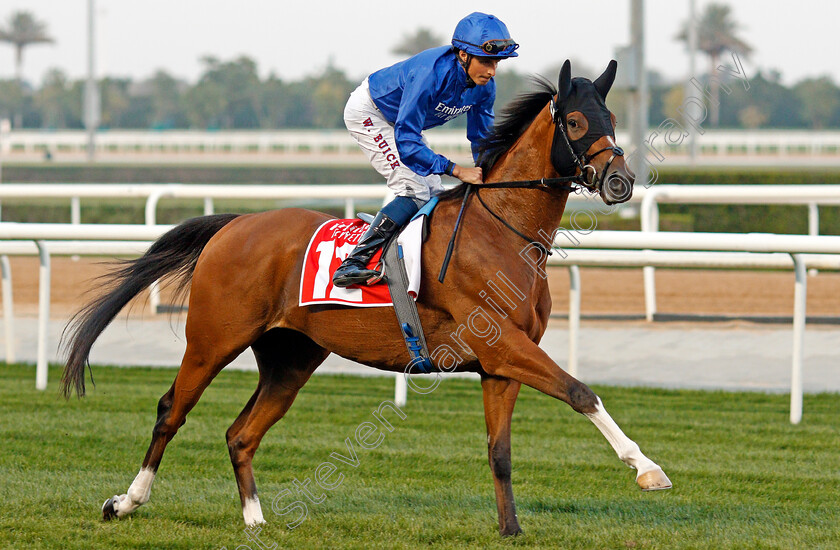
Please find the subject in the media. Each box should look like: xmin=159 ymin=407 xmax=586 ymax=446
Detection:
xmin=332 ymin=12 xmax=519 ymax=288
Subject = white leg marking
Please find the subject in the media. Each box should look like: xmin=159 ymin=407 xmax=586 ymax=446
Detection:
xmin=242 ymin=496 xmax=265 ymax=526
xmin=585 ymin=397 xmax=660 ymax=478
xmin=113 ymin=467 xmax=156 ymax=517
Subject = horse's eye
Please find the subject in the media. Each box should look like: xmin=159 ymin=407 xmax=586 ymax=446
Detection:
xmin=568 ymin=120 xmax=577 ymax=128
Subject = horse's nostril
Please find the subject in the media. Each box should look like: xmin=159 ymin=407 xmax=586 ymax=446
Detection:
xmin=583 ymin=165 xmax=597 ymax=186
xmin=604 ymin=174 xmax=633 ymax=203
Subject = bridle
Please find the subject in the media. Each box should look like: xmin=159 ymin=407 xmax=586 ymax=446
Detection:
xmin=547 ymin=94 xmax=625 ymax=197
xmin=438 ymin=95 xmax=629 ymax=281
xmin=476 ymin=95 xmax=629 ymax=245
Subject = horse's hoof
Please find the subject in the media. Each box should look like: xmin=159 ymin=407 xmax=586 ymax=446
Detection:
xmin=102 ymin=497 xmax=118 ymax=521
xmin=637 ymin=468 xmax=672 ymax=491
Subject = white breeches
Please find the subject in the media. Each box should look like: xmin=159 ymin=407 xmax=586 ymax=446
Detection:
xmin=344 ymin=79 xmax=445 ymax=202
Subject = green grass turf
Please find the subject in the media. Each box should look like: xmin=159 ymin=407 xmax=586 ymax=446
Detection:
xmin=1 ymin=363 xmax=838 ymax=549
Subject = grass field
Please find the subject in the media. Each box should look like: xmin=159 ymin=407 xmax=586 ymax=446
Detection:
xmin=1 ymin=364 xmax=838 ymax=549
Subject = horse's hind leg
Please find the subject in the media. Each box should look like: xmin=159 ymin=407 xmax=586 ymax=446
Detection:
xmin=102 ymin=322 xmax=259 ymax=520
xmin=226 ymin=329 xmax=329 ymax=526
xmin=480 ymin=375 xmax=522 ymax=536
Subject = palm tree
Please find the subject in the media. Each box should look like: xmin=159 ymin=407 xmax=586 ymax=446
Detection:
xmin=0 ymin=11 xmax=54 ymax=83
xmin=677 ymin=3 xmax=751 ymax=126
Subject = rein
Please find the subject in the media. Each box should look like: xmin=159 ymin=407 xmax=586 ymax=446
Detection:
xmin=473 ymin=176 xmax=582 ymax=256
xmin=437 ymin=175 xmax=587 ymax=282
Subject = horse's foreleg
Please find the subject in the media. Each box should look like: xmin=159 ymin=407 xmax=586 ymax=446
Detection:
xmin=480 ymin=375 xmax=522 ymax=536
xmin=477 ymin=331 xmax=671 ymax=491
xmin=583 ymin=396 xmax=672 ymax=490
xmin=226 ymin=330 xmax=329 ymax=526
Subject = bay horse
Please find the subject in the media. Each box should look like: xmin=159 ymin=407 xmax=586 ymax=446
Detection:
xmin=62 ymin=60 xmax=671 ymax=537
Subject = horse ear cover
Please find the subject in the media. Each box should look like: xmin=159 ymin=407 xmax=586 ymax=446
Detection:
xmin=593 ymin=60 xmax=617 ymax=99
xmin=558 ymin=60 xmax=572 ymax=101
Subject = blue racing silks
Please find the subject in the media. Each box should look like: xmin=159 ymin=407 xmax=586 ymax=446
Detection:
xmin=367 ymin=46 xmax=495 ymax=176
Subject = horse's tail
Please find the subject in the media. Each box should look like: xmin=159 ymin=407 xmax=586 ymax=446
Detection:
xmin=61 ymin=213 xmax=240 ymax=398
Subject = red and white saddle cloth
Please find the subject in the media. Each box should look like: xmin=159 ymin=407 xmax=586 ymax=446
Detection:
xmin=299 ymin=216 xmax=424 ymax=307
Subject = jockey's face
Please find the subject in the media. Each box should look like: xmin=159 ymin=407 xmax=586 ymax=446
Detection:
xmin=458 ymin=50 xmax=499 ymax=86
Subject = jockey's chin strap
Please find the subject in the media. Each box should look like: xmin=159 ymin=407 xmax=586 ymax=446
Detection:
xmin=457 ymin=52 xmax=477 ymax=88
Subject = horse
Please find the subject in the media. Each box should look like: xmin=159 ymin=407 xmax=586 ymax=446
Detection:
xmin=61 ymin=59 xmax=670 ymax=537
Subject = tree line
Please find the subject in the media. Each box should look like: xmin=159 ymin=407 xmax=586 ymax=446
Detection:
xmin=1 ymin=5 xmax=839 ymax=132
xmin=2 ymin=57 xmax=838 ymax=131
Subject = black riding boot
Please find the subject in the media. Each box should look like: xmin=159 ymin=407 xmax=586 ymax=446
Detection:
xmin=332 ymin=211 xmax=401 ymax=287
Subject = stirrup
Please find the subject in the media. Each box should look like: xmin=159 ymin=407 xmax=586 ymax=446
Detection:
xmin=365 ymin=261 xmax=385 ymax=285
xmin=332 ymin=260 xmax=384 ymax=288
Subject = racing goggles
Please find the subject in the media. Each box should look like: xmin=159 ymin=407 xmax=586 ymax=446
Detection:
xmin=465 ymin=38 xmax=519 ymax=55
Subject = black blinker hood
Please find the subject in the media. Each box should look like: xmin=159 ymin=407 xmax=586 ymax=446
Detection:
xmin=550 ymin=77 xmax=616 ymax=176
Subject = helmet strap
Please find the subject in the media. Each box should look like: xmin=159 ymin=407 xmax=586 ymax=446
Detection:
xmin=458 ymin=51 xmax=477 ymax=88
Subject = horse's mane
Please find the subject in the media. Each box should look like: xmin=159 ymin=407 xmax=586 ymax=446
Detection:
xmin=437 ymin=76 xmax=557 ymax=202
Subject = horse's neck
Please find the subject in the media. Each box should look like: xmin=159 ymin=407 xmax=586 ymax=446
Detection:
xmin=482 ymin=106 xmax=570 ymax=239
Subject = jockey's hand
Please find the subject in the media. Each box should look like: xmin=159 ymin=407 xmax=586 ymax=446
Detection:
xmin=452 ymin=165 xmax=484 ymax=185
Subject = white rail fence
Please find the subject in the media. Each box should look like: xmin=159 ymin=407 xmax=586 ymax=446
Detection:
xmin=2 ymin=184 xmax=840 ymax=424
xmin=2 ymin=222 xmax=839 ymax=424
xmin=0 ymin=240 xmax=153 ymax=388
xmin=548 ymin=231 xmax=840 ymax=425
xmin=4 ymin=129 xmax=840 ymax=157
xmin=0 ymin=182 xmax=634 ymax=311
xmin=0 ymin=225 xmax=170 ymax=390
xmin=0 ymin=182 xmax=637 ymax=224
xmin=639 ymin=185 xmax=840 ymax=320
xmin=0 ymin=180 xmax=835 ymax=315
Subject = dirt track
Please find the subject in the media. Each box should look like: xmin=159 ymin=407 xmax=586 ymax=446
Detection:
xmin=6 ymin=256 xmax=840 ymax=320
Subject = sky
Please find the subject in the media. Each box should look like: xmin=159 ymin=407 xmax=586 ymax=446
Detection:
xmin=0 ymin=0 xmax=836 ymax=88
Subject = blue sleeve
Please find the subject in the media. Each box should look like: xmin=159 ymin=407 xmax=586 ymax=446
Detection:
xmin=467 ymin=84 xmax=495 ymax=162
xmin=393 ymin=69 xmax=452 ymax=176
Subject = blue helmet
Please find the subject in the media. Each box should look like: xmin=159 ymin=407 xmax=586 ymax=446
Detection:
xmin=451 ymin=12 xmax=519 ymax=58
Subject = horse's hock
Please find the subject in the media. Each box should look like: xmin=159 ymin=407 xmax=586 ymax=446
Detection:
xmin=7 ymin=255 xmax=840 ymax=318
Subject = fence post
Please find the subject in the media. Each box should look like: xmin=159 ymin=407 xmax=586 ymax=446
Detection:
xmin=145 ymin=189 xmax=170 ymax=314
xmin=71 ymin=197 xmax=81 ymax=224
xmin=640 ymin=190 xmax=660 ymax=321
xmin=808 ymin=203 xmax=819 ymax=277
xmin=394 ymin=374 xmax=407 ymax=408
xmin=567 ymin=265 xmax=581 ymax=377
xmin=789 ymin=254 xmax=806 ymax=425
xmin=35 ymin=241 xmax=51 ymax=390
xmin=1 ymin=254 xmax=15 ymax=363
